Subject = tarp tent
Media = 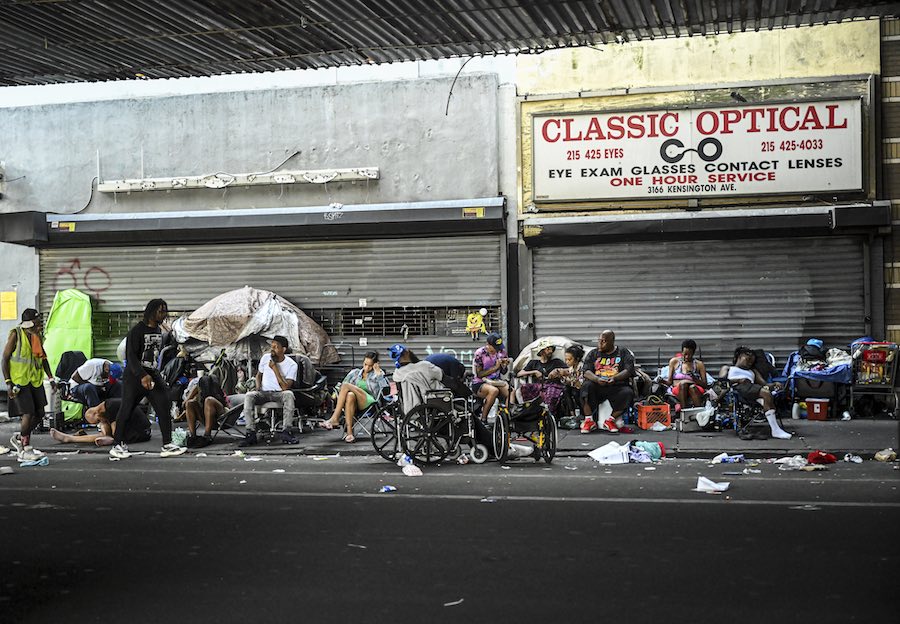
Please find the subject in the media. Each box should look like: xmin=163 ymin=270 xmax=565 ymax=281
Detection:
xmin=42 ymin=288 xmax=93 ymax=422
xmin=172 ymin=286 xmax=340 ymax=365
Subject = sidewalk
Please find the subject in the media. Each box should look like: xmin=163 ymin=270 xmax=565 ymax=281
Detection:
xmin=1 ymin=414 xmax=897 ymax=460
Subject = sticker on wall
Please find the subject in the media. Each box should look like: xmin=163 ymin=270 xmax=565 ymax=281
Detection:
xmin=359 ymin=337 xmax=368 ymax=347
xmin=0 ymin=291 xmax=17 ymax=321
xmin=358 ymin=298 xmax=367 ymax=308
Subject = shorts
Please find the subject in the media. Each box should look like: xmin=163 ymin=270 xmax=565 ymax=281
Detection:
xmin=9 ymin=383 xmax=47 ymax=417
xmin=733 ymin=383 xmax=764 ymax=403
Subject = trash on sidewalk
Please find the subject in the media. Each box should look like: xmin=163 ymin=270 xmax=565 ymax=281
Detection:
xmin=694 ymin=476 xmax=730 ymax=493
xmin=564 ymin=465 xmax=578 ymax=470
xmin=649 ymin=421 xmax=670 ymax=432
xmin=195 ymin=453 xmax=208 ymax=458
xmin=54 ymin=450 xmax=80 ymax=455
xmin=800 ymin=464 xmax=828 ymax=471
xmin=633 ymin=441 xmax=665 ymax=460
xmin=311 ymin=454 xmax=340 ymax=460
xmin=402 ymin=464 xmax=423 ymax=477
xmin=874 ymin=448 xmax=896 ymax=462
xmin=171 ymin=428 xmax=188 ymax=446
xmin=0 ymin=412 xmax=10 ymax=423
xmin=480 ymin=497 xmax=497 ymax=503
xmin=19 ymin=456 xmax=49 ymax=467
xmin=711 ymin=452 xmax=745 ymax=464
xmin=588 ymin=441 xmax=630 ymax=465
xmin=807 ymin=450 xmax=837 ymax=465
xmin=380 ymin=485 xmax=397 ymax=493
xmin=272 ymin=469 xmax=286 ymax=473
xmin=629 ymin=448 xmax=653 ymax=463
xmin=773 ymin=455 xmax=808 ymax=470
xmin=347 ymin=543 xmax=367 ymax=549
xmin=0 ymin=445 xmax=10 ymax=455
xmin=443 ymin=598 xmax=465 ymax=607
xmin=232 ymin=450 xmax=245 ymax=458
xmin=743 ymin=468 xmax=762 ymax=474
xmin=243 ymin=456 xmax=262 ymax=462
xmin=397 ymin=454 xmax=414 ymax=467
xmin=0 ymin=466 xmax=14 ymax=475
xmin=843 ymin=453 xmax=863 ymax=463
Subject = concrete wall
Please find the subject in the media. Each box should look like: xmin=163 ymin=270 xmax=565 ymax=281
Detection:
xmin=517 ymin=20 xmax=880 ymax=95
xmin=0 ymin=242 xmax=38 ymax=391
xmin=0 ymin=73 xmax=501 ymax=215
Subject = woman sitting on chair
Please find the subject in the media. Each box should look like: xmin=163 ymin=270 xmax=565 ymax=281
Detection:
xmin=666 ymin=339 xmax=708 ymax=408
xmin=727 ymin=346 xmax=791 ymax=440
xmin=516 ymin=338 xmax=567 ymax=416
xmin=322 ymin=351 xmax=387 ymax=443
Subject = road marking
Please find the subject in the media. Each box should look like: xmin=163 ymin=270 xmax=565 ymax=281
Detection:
xmin=1 ymin=486 xmax=898 ymax=508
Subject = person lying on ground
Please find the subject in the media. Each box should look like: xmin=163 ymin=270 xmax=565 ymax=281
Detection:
xmin=726 ymin=346 xmax=792 ymax=440
xmin=50 ymin=398 xmax=151 ymax=447
xmin=321 ymin=350 xmax=387 ymax=443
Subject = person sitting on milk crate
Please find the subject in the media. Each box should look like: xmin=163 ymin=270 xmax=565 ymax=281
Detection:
xmin=580 ymin=330 xmax=636 ymax=434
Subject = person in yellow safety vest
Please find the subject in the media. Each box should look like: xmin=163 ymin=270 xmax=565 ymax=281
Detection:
xmin=2 ymin=308 xmax=56 ymax=461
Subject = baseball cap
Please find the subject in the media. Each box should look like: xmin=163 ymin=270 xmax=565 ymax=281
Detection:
xmin=388 ymin=343 xmax=407 ymax=361
xmin=535 ymin=338 xmax=556 ymax=352
xmin=486 ymin=333 xmax=503 ymax=348
xmin=20 ymin=308 xmax=40 ymax=329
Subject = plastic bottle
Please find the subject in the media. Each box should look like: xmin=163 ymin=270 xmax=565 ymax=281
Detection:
xmin=791 ymin=403 xmax=801 ymax=420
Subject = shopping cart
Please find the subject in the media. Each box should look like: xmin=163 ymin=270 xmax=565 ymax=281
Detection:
xmin=849 ymin=342 xmax=898 ymax=418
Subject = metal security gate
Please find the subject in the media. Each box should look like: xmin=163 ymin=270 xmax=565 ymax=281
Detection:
xmin=531 ymin=236 xmax=866 ymax=371
xmin=40 ymin=235 xmax=504 ymax=365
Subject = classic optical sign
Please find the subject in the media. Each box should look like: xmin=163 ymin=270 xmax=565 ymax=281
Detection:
xmin=532 ymin=99 xmax=863 ymax=202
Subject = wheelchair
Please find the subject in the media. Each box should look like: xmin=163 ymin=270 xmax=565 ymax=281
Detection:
xmin=399 ymin=384 xmax=506 ymax=466
xmin=494 ymin=394 xmax=558 ymax=464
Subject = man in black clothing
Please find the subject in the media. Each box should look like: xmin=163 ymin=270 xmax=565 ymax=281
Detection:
xmin=424 ymin=352 xmax=470 ymax=398
xmin=579 ymin=330 xmax=635 ymax=434
xmin=109 ymin=299 xmax=185 ymax=459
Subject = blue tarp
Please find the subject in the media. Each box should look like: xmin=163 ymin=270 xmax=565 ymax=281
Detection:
xmin=782 ymin=351 xmax=853 ymax=385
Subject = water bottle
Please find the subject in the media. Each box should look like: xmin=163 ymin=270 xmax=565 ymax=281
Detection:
xmin=791 ymin=403 xmax=801 ymax=420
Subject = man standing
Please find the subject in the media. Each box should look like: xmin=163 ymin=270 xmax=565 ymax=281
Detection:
xmin=109 ymin=299 xmax=185 ymax=459
xmin=580 ymin=330 xmax=635 ymax=434
xmin=2 ymin=308 xmax=54 ymax=461
xmin=238 ymin=335 xmax=298 ymax=447
xmin=68 ymin=357 xmax=117 ymax=407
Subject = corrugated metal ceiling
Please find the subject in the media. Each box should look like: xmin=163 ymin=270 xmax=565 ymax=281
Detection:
xmin=1 ymin=1 xmax=898 ymax=86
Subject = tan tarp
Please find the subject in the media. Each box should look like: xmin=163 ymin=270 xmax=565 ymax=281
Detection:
xmin=178 ymin=286 xmax=339 ymax=365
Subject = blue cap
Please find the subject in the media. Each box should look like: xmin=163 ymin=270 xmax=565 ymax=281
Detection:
xmin=109 ymin=363 xmax=123 ymax=380
xmin=806 ymin=338 xmax=824 ymax=349
xmin=388 ymin=344 xmax=407 ymax=360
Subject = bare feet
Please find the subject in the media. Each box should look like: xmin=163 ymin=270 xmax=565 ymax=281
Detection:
xmin=320 ymin=420 xmax=335 ymax=431
xmin=49 ymin=428 xmax=70 ymax=443
xmin=94 ymin=436 xmax=115 ymax=447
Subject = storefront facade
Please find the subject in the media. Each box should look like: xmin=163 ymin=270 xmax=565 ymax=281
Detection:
xmin=514 ymin=20 xmax=892 ymax=369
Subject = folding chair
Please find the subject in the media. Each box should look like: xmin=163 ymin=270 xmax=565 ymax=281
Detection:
xmin=211 ymin=403 xmax=246 ymax=441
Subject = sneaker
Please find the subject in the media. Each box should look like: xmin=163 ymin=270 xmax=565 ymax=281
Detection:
xmin=160 ymin=443 xmax=187 ymax=458
xmin=278 ymin=430 xmax=299 ymax=445
xmin=238 ymin=430 xmax=258 ymax=447
xmin=580 ymin=417 xmax=597 ymax=434
xmin=600 ymin=417 xmax=619 ymax=433
xmin=186 ymin=435 xmax=200 ymax=449
xmin=194 ymin=436 xmax=212 ymax=449
xmin=9 ymin=433 xmax=23 ymax=454
xmin=109 ymin=443 xmax=131 ymax=459
xmin=18 ymin=447 xmax=43 ymax=462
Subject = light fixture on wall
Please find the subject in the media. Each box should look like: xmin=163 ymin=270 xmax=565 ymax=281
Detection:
xmin=97 ymin=167 xmax=379 ymax=193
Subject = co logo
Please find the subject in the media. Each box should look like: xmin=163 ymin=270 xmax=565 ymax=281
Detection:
xmin=660 ymin=137 xmax=723 ymax=163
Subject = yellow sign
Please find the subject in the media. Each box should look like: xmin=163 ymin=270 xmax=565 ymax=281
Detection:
xmin=462 ymin=206 xmax=484 ymax=219
xmin=0 ymin=291 xmax=17 ymax=321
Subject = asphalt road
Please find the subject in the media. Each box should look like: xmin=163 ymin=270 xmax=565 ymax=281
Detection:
xmin=1 ymin=452 xmax=898 ymax=623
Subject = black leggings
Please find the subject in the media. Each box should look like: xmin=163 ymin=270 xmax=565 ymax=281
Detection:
xmin=114 ymin=370 xmax=172 ymax=446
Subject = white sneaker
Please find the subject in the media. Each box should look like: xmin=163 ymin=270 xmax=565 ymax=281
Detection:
xmin=160 ymin=443 xmax=186 ymax=458
xmin=9 ymin=433 xmax=23 ymax=454
xmin=109 ymin=443 xmax=131 ymax=459
xmin=18 ymin=447 xmax=44 ymax=462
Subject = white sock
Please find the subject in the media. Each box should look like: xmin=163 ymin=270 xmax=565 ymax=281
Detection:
xmin=765 ymin=410 xmax=791 ymax=439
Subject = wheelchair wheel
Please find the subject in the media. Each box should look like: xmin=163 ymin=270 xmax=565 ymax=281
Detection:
xmin=370 ymin=406 xmax=400 ymax=462
xmin=538 ymin=411 xmax=558 ymax=464
xmin=401 ymin=404 xmax=455 ymax=465
xmin=492 ymin=410 xmax=510 ymax=464
xmin=471 ymin=443 xmax=489 ymax=464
